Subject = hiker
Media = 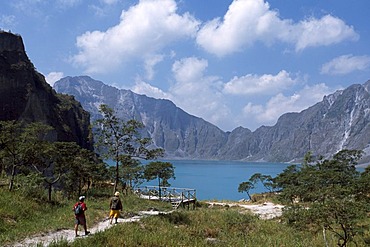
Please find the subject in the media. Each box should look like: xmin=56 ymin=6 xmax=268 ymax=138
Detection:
xmin=73 ymin=195 xmax=90 ymax=237
xmin=109 ymin=191 xmax=123 ymax=224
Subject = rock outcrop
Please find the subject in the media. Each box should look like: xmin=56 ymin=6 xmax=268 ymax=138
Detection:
xmin=0 ymin=31 xmax=93 ymax=150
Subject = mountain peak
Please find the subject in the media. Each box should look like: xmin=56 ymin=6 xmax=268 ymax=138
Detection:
xmin=0 ymin=31 xmax=25 ymax=52
xmin=364 ymin=80 xmax=370 ymax=92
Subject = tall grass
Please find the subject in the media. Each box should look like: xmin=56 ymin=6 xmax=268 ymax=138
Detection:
xmin=0 ymin=187 xmax=172 ymax=246
xmin=0 ymin=188 xmax=93 ymax=245
xmin=55 ymin=205 xmax=368 ymax=247
xmin=1 ymin=187 xmax=369 ymax=247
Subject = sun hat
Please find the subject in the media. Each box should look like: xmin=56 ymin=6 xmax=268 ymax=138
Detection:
xmin=79 ymin=196 xmax=85 ymax=201
xmin=114 ymin=191 xmax=120 ymax=196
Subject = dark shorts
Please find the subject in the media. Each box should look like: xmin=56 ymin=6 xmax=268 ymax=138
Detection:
xmin=75 ymin=215 xmax=86 ymax=225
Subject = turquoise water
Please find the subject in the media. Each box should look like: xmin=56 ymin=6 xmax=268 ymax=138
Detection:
xmin=141 ymin=160 xmax=291 ymax=201
xmin=108 ymin=159 xmax=366 ymax=201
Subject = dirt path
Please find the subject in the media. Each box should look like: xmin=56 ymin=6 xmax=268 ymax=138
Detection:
xmin=206 ymin=201 xmax=284 ymax=219
xmin=10 ymin=210 xmax=167 ymax=247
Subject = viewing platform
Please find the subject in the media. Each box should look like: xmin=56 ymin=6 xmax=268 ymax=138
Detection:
xmin=135 ymin=186 xmax=196 ymax=209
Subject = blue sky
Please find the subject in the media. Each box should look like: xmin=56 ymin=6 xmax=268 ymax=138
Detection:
xmin=1 ymin=0 xmax=370 ymax=131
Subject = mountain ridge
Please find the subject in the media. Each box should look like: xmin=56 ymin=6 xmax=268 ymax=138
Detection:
xmin=54 ymin=76 xmax=228 ymax=158
xmin=54 ymin=76 xmax=370 ymax=163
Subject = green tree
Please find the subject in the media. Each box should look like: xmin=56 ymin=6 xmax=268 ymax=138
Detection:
xmin=17 ymin=123 xmax=106 ymax=201
xmin=0 ymin=121 xmax=55 ymax=192
xmin=54 ymin=142 xmax=108 ymax=199
xmin=94 ymin=104 xmax=164 ymax=193
xmin=23 ymin=123 xmax=61 ymax=201
xmin=238 ymin=173 xmax=275 ymax=201
xmin=238 ymin=181 xmax=254 ymax=201
xmin=143 ymin=161 xmax=175 ymax=200
xmin=0 ymin=121 xmax=108 ymax=200
xmin=276 ymin=150 xmax=367 ymax=247
xmin=0 ymin=121 xmax=25 ymax=191
xmin=249 ymin=173 xmax=275 ymax=192
xmin=274 ymin=164 xmax=301 ymax=203
xmin=119 ymin=155 xmax=144 ymax=192
xmin=356 ymin=165 xmax=370 ymax=201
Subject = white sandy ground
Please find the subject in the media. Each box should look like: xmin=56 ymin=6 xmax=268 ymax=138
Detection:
xmin=8 ymin=202 xmax=283 ymax=247
xmin=206 ymin=201 xmax=284 ymax=220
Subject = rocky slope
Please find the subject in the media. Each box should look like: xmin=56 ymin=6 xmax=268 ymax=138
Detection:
xmin=0 ymin=31 xmax=93 ymax=150
xmin=54 ymin=76 xmax=227 ymax=158
xmin=223 ymin=81 xmax=370 ymax=162
xmin=54 ymin=76 xmax=370 ymax=163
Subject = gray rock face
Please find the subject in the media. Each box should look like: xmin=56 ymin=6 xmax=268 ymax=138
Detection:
xmin=54 ymin=76 xmax=227 ymax=158
xmin=54 ymin=76 xmax=370 ymax=163
xmin=220 ymin=81 xmax=370 ymax=163
xmin=0 ymin=31 xmax=93 ymax=150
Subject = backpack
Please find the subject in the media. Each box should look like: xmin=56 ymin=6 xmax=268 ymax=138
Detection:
xmin=111 ymin=197 xmax=120 ymax=210
xmin=74 ymin=203 xmax=83 ymax=215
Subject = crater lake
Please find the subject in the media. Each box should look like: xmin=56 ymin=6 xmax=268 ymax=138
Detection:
xmin=140 ymin=160 xmax=292 ymax=201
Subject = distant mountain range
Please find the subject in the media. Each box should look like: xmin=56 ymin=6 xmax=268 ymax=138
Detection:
xmin=54 ymin=76 xmax=370 ymax=164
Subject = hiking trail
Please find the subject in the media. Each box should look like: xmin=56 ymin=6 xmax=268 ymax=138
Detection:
xmin=9 ymin=210 xmax=166 ymax=247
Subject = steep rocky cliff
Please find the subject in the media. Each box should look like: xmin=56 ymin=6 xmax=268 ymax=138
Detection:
xmin=54 ymin=75 xmax=370 ymax=163
xmin=0 ymin=31 xmax=93 ymax=150
xmin=54 ymin=76 xmax=227 ymax=158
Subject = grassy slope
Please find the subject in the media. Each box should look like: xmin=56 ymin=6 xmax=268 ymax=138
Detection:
xmin=0 ymin=188 xmax=171 ymax=246
xmin=1 ymin=188 xmax=368 ymax=247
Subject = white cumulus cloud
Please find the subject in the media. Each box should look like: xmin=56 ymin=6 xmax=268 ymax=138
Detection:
xmin=172 ymin=57 xmax=209 ymax=84
xmin=131 ymin=78 xmax=169 ymax=99
xmin=293 ymin=15 xmax=358 ymax=51
xmin=321 ymin=54 xmax=370 ymax=75
xmin=223 ymin=70 xmax=296 ymax=95
xmin=144 ymin=54 xmax=164 ymax=80
xmin=242 ymin=83 xmax=333 ymax=127
xmin=170 ymin=57 xmax=231 ymax=127
xmin=71 ymin=0 xmax=200 ymax=74
xmin=45 ymin=72 xmax=64 ymax=86
xmin=130 ymin=55 xmax=338 ymax=131
xmin=196 ymin=0 xmax=358 ymax=56
xmin=132 ymin=57 xmax=232 ymax=128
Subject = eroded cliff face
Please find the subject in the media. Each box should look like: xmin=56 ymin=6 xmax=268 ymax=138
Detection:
xmin=0 ymin=31 xmax=93 ymax=150
xmin=54 ymin=76 xmax=228 ymax=158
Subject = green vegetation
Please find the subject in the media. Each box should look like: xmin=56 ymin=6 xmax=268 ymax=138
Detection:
xmin=0 ymin=110 xmax=176 ymax=246
xmin=0 ymin=106 xmax=169 ymax=201
xmin=238 ymin=173 xmax=274 ymax=201
xmin=66 ymin=207 xmax=304 ymax=247
xmin=240 ymin=149 xmax=370 ymax=247
xmin=0 ymin=121 xmax=107 ymax=199
xmin=94 ymin=104 xmax=164 ymax=193
xmin=1 ymin=108 xmax=369 ymax=246
xmin=0 ymin=188 xmax=172 ymax=246
xmin=3 ymin=189 xmax=367 ymax=247
xmin=143 ymin=161 xmax=175 ymax=199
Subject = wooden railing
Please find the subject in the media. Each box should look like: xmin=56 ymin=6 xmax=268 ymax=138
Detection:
xmin=135 ymin=186 xmax=196 ymax=206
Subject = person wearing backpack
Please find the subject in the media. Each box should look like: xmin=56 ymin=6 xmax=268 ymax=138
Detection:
xmin=73 ymin=196 xmax=90 ymax=237
xmin=109 ymin=191 xmax=123 ymax=224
